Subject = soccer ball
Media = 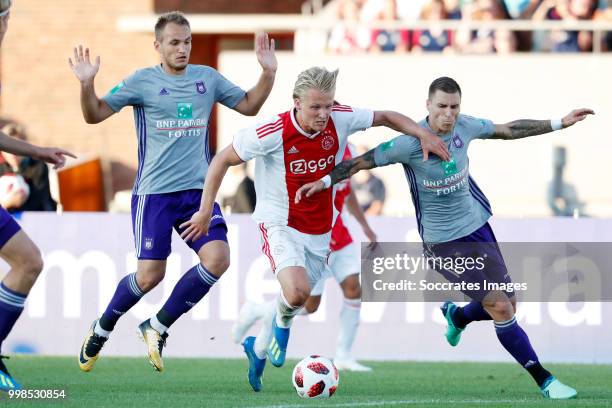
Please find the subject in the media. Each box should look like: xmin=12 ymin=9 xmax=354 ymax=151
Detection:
xmin=0 ymin=174 xmax=30 ymax=201
xmin=292 ymin=355 xmax=339 ymax=399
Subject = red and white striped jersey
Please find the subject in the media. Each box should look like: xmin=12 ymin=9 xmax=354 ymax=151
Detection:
xmin=330 ymin=144 xmax=356 ymax=251
xmin=232 ymin=106 xmax=373 ymax=235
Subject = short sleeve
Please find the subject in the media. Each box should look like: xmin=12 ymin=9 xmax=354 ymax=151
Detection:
xmin=373 ymin=135 xmax=421 ymax=167
xmin=212 ymin=70 xmax=246 ymax=109
xmin=232 ymin=127 xmax=261 ymax=162
xmin=102 ymin=71 xmax=144 ymax=112
xmin=461 ymin=115 xmax=496 ymax=140
xmin=332 ymin=106 xmax=374 ymax=137
xmin=232 ymin=117 xmax=282 ymax=161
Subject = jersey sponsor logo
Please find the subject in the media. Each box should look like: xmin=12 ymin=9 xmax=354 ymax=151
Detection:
xmin=177 ymin=102 xmax=193 ymax=119
xmin=144 ymin=237 xmax=154 ymax=250
xmin=109 ymin=81 xmax=125 ymax=95
xmin=288 ymin=146 xmax=299 ymax=154
xmin=321 ymin=134 xmax=335 ymax=150
xmin=195 ymin=81 xmax=207 ymax=95
xmin=380 ymin=140 xmax=394 ymax=151
xmin=289 ymin=155 xmax=335 ymax=175
xmin=159 ymin=88 xmax=169 ymax=96
xmin=441 ymin=157 xmax=458 ymax=176
xmin=452 ymin=135 xmax=464 ymax=149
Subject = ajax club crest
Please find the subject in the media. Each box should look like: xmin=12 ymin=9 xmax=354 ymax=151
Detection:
xmin=321 ymin=134 xmax=335 ymax=150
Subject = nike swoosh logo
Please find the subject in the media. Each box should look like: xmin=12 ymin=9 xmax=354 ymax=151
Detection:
xmin=79 ymin=345 xmax=90 ymax=364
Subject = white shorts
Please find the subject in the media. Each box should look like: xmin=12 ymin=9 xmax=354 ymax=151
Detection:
xmin=258 ymin=223 xmax=331 ymax=289
xmin=311 ymin=241 xmax=360 ymax=296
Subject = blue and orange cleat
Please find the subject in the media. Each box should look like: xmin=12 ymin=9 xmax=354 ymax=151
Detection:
xmin=267 ymin=319 xmax=290 ymax=367
xmin=440 ymin=301 xmax=464 ymax=347
xmin=0 ymin=356 xmax=22 ymax=392
xmin=243 ymin=336 xmax=266 ymax=392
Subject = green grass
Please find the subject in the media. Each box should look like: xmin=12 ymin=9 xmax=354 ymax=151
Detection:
xmin=1 ymin=357 xmax=611 ymax=407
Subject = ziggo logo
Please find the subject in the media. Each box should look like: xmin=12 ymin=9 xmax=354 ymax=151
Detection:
xmin=290 ymin=155 xmax=335 ymax=174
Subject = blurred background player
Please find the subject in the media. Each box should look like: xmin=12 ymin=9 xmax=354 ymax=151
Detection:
xmin=179 ymin=67 xmax=449 ymax=392
xmin=69 ymin=11 xmax=277 ymax=373
xmin=0 ymin=0 xmax=76 ymax=392
xmin=232 ymin=142 xmax=377 ymax=372
xmin=296 ymin=76 xmax=593 ymax=400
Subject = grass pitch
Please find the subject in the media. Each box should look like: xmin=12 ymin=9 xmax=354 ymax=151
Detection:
xmin=1 ymin=357 xmax=610 ymax=407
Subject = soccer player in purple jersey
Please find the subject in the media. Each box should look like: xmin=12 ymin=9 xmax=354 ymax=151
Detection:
xmin=0 ymin=0 xmax=76 ymax=392
xmin=297 ymin=77 xmax=593 ymax=399
xmin=69 ymin=11 xmax=277 ymax=373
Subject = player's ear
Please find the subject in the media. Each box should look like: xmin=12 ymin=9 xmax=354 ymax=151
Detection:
xmin=294 ymin=97 xmax=301 ymax=111
xmin=154 ymin=39 xmax=161 ymax=53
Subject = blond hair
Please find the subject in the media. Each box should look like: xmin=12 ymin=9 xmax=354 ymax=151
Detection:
xmin=292 ymin=67 xmax=339 ymax=100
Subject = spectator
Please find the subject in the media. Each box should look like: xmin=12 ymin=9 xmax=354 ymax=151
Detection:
xmin=370 ymin=0 xmax=410 ymax=52
xmin=594 ymin=0 xmax=612 ymax=51
xmin=0 ymin=123 xmax=57 ymax=212
xmin=454 ymin=0 xmax=513 ymax=53
xmin=504 ymin=0 xmax=541 ymax=18
xmin=533 ymin=0 xmax=598 ymax=52
xmin=443 ymin=0 xmax=463 ymax=19
xmin=412 ymin=0 xmax=454 ymax=53
xmin=328 ymin=0 xmax=372 ymax=53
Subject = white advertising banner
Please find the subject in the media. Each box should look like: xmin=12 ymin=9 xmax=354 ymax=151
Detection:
xmin=4 ymin=213 xmax=611 ymax=363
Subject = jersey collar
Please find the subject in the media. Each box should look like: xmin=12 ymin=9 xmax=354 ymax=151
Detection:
xmin=291 ymin=109 xmax=321 ymax=139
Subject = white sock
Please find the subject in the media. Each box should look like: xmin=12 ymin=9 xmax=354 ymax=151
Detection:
xmin=251 ymin=300 xmax=276 ymax=320
xmin=94 ymin=320 xmax=111 ymax=338
xmin=150 ymin=316 xmax=168 ymax=334
xmin=335 ymin=298 xmax=361 ymax=359
xmin=253 ymin=302 xmax=276 ymax=359
xmin=275 ymin=291 xmax=302 ymax=329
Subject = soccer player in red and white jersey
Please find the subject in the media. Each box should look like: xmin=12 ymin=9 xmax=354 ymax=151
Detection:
xmin=230 ymin=143 xmax=377 ymax=372
xmin=180 ymin=67 xmax=449 ymax=392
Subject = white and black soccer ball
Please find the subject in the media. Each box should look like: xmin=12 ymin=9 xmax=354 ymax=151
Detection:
xmin=292 ymin=355 xmax=339 ymax=399
xmin=0 ymin=174 xmax=30 ymax=201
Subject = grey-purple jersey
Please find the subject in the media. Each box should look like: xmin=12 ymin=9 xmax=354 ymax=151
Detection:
xmin=103 ymin=64 xmax=246 ymax=195
xmin=373 ymin=114 xmax=496 ymax=243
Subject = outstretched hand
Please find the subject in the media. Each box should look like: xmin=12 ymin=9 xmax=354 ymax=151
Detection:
xmin=562 ymin=108 xmax=595 ymax=128
xmin=68 ymin=45 xmax=100 ymax=83
xmin=295 ymin=180 xmax=326 ymax=204
xmin=179 ymin=209 xmax=213 ymax=242
xmin=419 ymin=129 xmax=450 ymax=162
xmin=35 ymin=147 xmax=77 ymax=169
xmin=255 ymin=32 xmax=277 ymax=73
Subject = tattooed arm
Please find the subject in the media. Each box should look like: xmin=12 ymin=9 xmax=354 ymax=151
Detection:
xmin=491 ymin=108 xmax=594 ymax=140
xmin=295 ymin=149 xmax=377 ymax=203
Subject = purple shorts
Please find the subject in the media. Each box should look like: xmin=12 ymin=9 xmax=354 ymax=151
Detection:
xmin=0 ymin=207 xmax=20 ymax=249
xmin=131 ymin=189 xmax=227 ymax=260
xmin=424 ymin=222 xmax=512 ymax=302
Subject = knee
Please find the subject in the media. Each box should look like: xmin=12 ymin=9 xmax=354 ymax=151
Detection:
xmin=483 ymin=299 xmax=514 ymax=321
xmin=202 ymin=254 xmax=230 ymax=278
xmin=20 ymin=246 xmax=43 ymax=284
xmin=137 ymin=269 xmax=165 ymax=292
xmin=342 ymin=279 xmax=361 ymax=300
xmin=284 ymin=287 xmax=310 ymax=307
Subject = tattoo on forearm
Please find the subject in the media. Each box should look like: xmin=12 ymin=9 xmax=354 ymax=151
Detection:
xmin=330 ymin=149 xmax=376 ymax=185
xmin=506 ymin=120 xmax=553 ymax=139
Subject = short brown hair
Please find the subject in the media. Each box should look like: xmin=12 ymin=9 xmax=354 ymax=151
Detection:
xmin=428 ymin=77 xmax=462 ymax=98
xmin=155 ymin=11 xmax=190 ymax=41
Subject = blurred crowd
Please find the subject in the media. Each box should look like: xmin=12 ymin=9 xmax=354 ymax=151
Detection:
xmin=328 ymin=0 xmax=612 ymax=53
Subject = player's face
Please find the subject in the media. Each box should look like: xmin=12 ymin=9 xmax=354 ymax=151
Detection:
xmin=426 ymin=90 xmax=461 ymax=134
xmin=294 ymin=89 xmax=335 ymax=133
xmin=155 ymin=23 xmax=192 ymax=74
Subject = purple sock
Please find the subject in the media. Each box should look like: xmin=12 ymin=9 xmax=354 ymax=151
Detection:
xmin=99 ymin=273 xmax=144 ymax=331
xmin=156 ymin=264 xmax=219 ymax=328
xmin=495 ymin=316 xmax=552 ymax=387
xmin=452 ymin=301 xmax=492 ymax=329
xmin=0 ymin=282 xmax=26 ymax=353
